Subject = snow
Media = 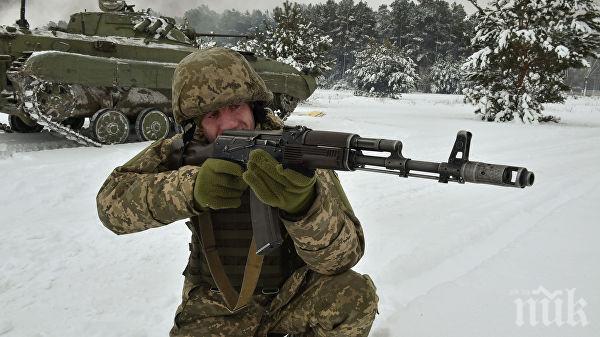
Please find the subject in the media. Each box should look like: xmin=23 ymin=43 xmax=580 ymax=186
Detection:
xmin=0 ymin=24 xmax=196 ymax=52
xmin=515 ymin=29 xmax=537 ymax=43
xmin=1 ymin=90 xmax=600 ymax=336
xmin=572 ymin=20 xmax=593 ymax=34
xmin=463 ymin=47 xmax=491 ymax=69
xmin=555 ymin=45 xmax=570 ymax=58
xmin=0 ymin=132 xmax=83 ymax=159
xmin=497 ymin=29 xmax=511 ymax=50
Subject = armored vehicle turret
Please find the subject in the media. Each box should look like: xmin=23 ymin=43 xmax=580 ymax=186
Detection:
xmin=0 ymin=0 xmax=316 ymax=145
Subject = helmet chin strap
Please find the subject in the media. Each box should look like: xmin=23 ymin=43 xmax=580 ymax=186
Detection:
xmin=182 ymin=119 xmax=197 ymax=144
xmin=251 ymin=102 xmax=268 ymax=124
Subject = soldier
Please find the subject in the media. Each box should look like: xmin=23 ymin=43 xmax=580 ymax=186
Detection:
xmin=96 ymin=47 xmax=378 ymax=337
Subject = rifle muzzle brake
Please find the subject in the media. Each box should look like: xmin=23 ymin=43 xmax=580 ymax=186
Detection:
xmin=462 ymin=162 xmax=535 ymax=188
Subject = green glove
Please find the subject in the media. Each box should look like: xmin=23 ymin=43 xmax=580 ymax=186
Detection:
xmin=242 ymin=149 xmax=316 ymax=215
xmin=193 ymin=159 xmax=248 ymax=210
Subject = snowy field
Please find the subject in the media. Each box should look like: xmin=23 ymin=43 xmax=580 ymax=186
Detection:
xmin=1 ymin=89 xmax=599 ymax=336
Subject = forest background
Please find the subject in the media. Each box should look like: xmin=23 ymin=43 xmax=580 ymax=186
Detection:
xmin=171 ymin=0 xmax=598 ymax=96
xmin=35 ymin=0 xmax=600 ymax=96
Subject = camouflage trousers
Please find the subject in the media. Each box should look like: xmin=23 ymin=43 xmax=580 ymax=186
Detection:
xmin=170 ymin=268 xmax=379 ymax=337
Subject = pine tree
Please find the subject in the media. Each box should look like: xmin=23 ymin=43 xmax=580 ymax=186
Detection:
xmin=219 ymin=10 xmax=250 ymax=34
xmin=376 ymin=5 xmax=394 ymax=42
xmin=349 ymin=2 xmax=378 ymax=56
xmin=183 ymin=5 xmax=220 ymax=33
xmin=309 ymin=0 xmax=379 ymax=80
xmin=309 ymin=0 xmax=339 ymax=39
xmin=448 ymin=3 xmax=475 ymax=60
xmin=389 ymin=0 xmax=418 ymax=56
xmin=181 ymin=6 xmax=270 ymax=48
xmin=330 ymin=0 xmax=354 ymax=76
xmin=389 ymin=0 xmax=471 ymax=69
xmin=218 ymin=9 xmax=270 ymax=35
xmin=412 ymin=0 xmax=456 ymax=68
xmin=252 ymin=1 xmax=333 ymax=76
xmin=428 ymin=58 xmax=464 ymax=94
xmin=347 ymin=40 xmax=419 ymax=98
xmin=463 ymin=0 xmax=600 ymax=123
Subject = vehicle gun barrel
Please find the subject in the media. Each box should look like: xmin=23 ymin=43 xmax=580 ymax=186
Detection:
xmin=194 ymin=32 xmax=253 ymax=39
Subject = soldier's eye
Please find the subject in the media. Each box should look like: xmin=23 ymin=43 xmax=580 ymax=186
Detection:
xmin=206 ymin=111 xmax=218 ymax=119
xmin=231 ymin=104 xmax=241 ymax=111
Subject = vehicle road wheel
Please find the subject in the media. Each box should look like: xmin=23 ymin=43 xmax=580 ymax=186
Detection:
xmin=8 ymin=115 xmax=43 ymax=133
xmin=90 ymin=108 xmax=130 ymax=144
xmin=135 ymin=108 xmax=171 ymax=141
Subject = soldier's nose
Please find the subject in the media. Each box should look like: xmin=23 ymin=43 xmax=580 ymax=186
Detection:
xmin=220 ymin=114 xmax=243 ymax=130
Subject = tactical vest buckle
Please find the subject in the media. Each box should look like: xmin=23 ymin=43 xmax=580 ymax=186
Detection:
xmin=261 ymin=287 xmax=280 ymax=295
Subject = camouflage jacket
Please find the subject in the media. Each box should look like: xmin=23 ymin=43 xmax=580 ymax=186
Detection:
xmin=96 ymin=134 xmax=365 ymax=278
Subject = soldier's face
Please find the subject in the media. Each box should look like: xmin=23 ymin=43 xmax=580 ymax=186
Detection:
xmin=201 ymin=103 xmax=255 ymax=142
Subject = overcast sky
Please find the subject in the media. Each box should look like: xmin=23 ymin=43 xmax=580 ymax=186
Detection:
xmin=0 ymin=0 xmax=484 ymax=28
xmin=3 ymin=0 xmax=599 ymax=30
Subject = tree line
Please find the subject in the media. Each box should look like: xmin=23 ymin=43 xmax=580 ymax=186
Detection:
xmin=178 ymin=0 xmax=475 ymax=93
xmin=178 ymin=0 xmax=599 ymax=124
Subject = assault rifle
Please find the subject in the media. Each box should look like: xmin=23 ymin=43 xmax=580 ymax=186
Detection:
xmin=199 ymin=126 xmax=535 ymax=255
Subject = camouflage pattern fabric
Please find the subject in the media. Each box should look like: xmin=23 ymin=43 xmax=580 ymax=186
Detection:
xmin=171 ymin=268 xmax=378 ymax=337
xmin=97 ymin=134 xmax=201 ymax=234
xmin=280 ymin=169 xmax=365 ymax=275
xmin=172 ymin=47 xmax=273 ymax=125
xmin=257 ymin=107 xmax=285 ymax=131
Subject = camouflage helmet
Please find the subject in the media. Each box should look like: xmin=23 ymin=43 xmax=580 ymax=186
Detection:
xmin=172 ymin=47 xmax=273 ymax=125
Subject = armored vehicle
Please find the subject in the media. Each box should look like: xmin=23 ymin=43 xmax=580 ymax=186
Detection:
xmin=0 ymin=0 xmax=316 ymax=145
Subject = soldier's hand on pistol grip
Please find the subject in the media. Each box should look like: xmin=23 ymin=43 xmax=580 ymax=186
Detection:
xmin=242 ymin=149 xmax=317 ymax=215
xmin=193 ymin=158 xmax=248 ymax=210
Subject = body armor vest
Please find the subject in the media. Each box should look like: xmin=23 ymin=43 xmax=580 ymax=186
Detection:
xmin=184 ymin=191 xmax=303 ymax=292
xmin=168 ymin=138 xmax=305 ymax=293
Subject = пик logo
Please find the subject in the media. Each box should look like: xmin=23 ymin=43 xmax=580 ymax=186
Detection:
xmin=512 ymin=286 xmax=589 ymax=327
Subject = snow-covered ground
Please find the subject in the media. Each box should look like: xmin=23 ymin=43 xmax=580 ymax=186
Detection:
xmin=1 ymin=90 xmax=599 ymax=336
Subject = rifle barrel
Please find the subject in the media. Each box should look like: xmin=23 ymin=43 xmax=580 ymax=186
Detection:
xmin=353 ymin=154 xmax=534 ymax=188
